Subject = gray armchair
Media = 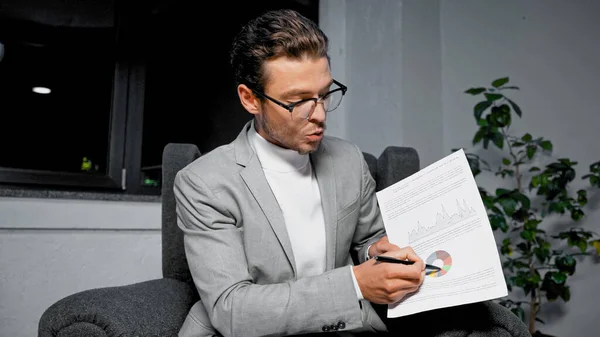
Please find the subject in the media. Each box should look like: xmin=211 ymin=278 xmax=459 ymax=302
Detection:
xmin=38 ymin=143 xmax=204 ymax=337
xmin=38 ymin=143 xmax=530 ymax=337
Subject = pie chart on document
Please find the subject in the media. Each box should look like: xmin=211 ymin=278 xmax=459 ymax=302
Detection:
xmin=426 ymin=250 xmax=452 ymax=277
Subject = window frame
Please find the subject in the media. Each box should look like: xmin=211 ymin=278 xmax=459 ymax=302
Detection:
xmin=0 ymin=58 xmax=128 ymax=191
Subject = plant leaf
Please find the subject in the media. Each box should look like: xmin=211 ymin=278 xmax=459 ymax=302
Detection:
xmin=590 ymin=175 xmax=599 ymax=187
xmin=507 ymin=98 xmax=523 ymax=117
xmin=474 ymin=101 xmax=493 ymax=119
xmin=489 ymin=213 xmax=508 ymax=232
xmin=533 ymin=241 xmax=551 ymax=263
xmin=577 ymin=238 xmax=588 ymax=252
xmin=511 ymin=307 xmax=525 ymax=322
xmin=492 ymin=132 xmax=504 ymax=149
xmin=540 ymin=140 xmax=553 ymax=152
xmin=542 ymin=272 xmax=567 ymax=302
xmin=527 ymin=145 xmax=537 ymax=159
xmin=473 ymin=128 xmax=485 ymax=146
xmin=485 ymin=93 xmax=504 ymax=102
xmin=592 ymin=240 xmax=600 ymax=255
xmin=513 ymin=192 xmax=531 ymax=210
xmin=571 ymin=208 xmax=584 ymax=221
xmin=561 ymin=285 xmax=571 ymax=302
xmin=496 ymin=188 xmax=513 ymax=196
xmin=465 ymin=87 xmax=486 ymax=95
xmin=492 ymin=77 xmax=510 ymax=88
xmin=555 ymin=255 xmax=576 ymax=275
xmin=499 ymin=198 xmax=517 ymax=216
xmin=551 ymin=271 xmax=567 ymax=284
xmin=520 ymin=230 xmax=536 ymax=242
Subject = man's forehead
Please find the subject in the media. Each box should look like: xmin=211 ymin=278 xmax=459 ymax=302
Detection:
xmin=263 ymin=56 xmax=331 ymax=91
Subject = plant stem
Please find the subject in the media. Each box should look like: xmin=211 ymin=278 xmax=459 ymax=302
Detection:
xmin=570 ymin=252 xmax=591 ymax=257
xmin=501 ymin=128 xmax=522 ymax=191
xmin=529 ymin=259 xmax=537 ymax=334
xmin=503 ymin=126 xmax=535 ymax=331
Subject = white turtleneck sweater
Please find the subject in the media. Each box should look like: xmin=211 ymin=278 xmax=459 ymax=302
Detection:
xmin=248 ymin=125 xmax=363 ymax=300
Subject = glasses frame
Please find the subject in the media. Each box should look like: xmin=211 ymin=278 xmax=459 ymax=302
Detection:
xmin=251 ymin=79 xmax=348 ymax=120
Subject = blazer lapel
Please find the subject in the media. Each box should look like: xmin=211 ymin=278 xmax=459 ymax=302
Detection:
xmin=310 ymin=145 xmax=337 ymax=271
xmin=235 ymin=121 xmax=297 ymax=277
xmin=240 ymin=158 xmax=297 ymax=275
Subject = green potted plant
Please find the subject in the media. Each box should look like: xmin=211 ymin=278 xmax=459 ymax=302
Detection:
xmin=455 ymin=77 xmax=600 ymax=336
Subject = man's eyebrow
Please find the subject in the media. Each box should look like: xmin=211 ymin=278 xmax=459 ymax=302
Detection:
xmin=281 ymin=80 xmax=335 ymax=98
xmin=281 ymin=88 xmax=313 ymax=98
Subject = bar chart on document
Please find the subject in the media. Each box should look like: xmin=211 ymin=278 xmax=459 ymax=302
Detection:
xmin=375 ymin=149 xmax=507 ymax=318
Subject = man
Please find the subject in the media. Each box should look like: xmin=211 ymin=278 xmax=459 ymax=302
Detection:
xmin=174 ymin=8 xmax=423 ymax=336
xmin=174 ymin=8 xmax=528 ymax=337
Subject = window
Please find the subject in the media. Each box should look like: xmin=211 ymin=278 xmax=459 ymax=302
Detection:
xmin=0 ymin=0 xmax=320 ymax=196
xmin=0 ymin=13 xmax=126 ymax=190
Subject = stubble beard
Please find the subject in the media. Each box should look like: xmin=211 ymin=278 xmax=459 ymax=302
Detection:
xmin=259 ymin=115 xmax=322 ymax=155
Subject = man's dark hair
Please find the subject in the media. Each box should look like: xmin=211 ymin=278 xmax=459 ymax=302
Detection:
xmin=230 ymin=9 xmax=329 ymax=93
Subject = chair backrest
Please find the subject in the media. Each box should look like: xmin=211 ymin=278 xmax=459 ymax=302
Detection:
xmin=161 ymin=143 xmax=202 ymax=285
xmin=373 ymin=146 xmax=420 ymax=191
xmin=160 ymin=143 xmax=420 ymax=286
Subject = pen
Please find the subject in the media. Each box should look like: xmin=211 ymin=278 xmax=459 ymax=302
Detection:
xmin=374 ymin=255 xmax=441 ymax=271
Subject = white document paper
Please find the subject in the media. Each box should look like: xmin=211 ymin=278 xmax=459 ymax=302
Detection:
xmin=375 ymin=149 xmax=507 ymax=318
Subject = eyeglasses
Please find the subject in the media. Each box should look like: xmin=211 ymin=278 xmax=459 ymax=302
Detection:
xmin=251 ymin=79 xmax=348 ymax=120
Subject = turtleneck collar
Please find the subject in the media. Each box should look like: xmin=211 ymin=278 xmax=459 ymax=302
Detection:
xmin=248 ymin=120 xmax=310 ymax=173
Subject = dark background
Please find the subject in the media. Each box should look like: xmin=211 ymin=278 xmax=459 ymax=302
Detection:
xmin=0 ymin=0 xmax=319 ymax=192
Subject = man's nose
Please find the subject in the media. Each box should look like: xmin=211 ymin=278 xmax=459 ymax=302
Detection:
xmin=309 ymin=102 xmax=326 ymax=123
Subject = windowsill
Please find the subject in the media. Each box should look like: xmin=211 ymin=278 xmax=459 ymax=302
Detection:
xmin=0 ymin=186 xmax=161 ymax=203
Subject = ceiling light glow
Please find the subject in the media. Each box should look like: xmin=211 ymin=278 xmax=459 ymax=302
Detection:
xmin=32 ymin=87 xmax=51 ymax=94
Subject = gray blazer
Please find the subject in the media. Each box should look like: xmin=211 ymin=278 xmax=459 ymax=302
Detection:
xmin=174 ymin=121 xmax=388 ymax=337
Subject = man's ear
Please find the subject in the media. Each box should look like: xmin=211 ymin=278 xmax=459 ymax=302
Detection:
xmin=237 ymin=84 xmax=260 ymax=116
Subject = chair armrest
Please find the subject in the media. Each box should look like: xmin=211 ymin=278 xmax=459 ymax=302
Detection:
xmin=385 ymin=300 xmax=531 ymax=337
xmin=38 ymin=278 xmax=198 ymax=337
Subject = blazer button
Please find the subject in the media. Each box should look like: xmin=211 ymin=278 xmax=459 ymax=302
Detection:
xmin=330 ymin=324 xmax=338 ymax=331
xmin=337 ymin=321 xmax=346 ymax=329
xmin=322 ymin=325 xmax=330 ymax=332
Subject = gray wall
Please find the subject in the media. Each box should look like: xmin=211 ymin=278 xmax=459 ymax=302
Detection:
xmin=322 ymin=0 xmax=444 ymax=167
xmin=440 ymin=1 xmax=600 ymax=335
xmin=321 ymin=0 xmax=600 ymax=336
xmin=0 ymin=198 xmax=162 ymax=337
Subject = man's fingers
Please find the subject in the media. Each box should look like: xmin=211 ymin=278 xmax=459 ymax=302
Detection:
xmin=388 ymin=279 xmax=422 ymax=299
xmin=377 ymin=242 xmax=401 ymax=254
xmin=387 ymin=246 xmax=421 ymax=263
xmin=416 ymin=259 xmax=425 ymax=271
xmin=384 ymin=263 xmax=423 ymax=280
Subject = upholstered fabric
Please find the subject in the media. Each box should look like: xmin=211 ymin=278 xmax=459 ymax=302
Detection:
xmin=38 ymin=278 xmax=196 ymax=337
xmin=161 ymin=143 xmax=202 ymax=287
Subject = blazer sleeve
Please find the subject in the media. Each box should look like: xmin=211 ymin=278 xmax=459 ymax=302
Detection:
xmin=351 ymin=144 xmax=387 ymax=264
xmin=173 ymin=168 xmax=366 ymax=337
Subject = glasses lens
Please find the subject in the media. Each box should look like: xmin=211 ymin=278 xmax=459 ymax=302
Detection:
xmin=323 ymin=90 xmax=343 ymax=112
xmin=292 ymin=100 xmax=317 ymax=120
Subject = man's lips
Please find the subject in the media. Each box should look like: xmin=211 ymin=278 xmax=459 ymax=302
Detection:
xmin=306 ymin=129 xmax=323 ymax=142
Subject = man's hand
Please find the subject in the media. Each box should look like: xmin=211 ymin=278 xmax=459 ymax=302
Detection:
xmin=353 ymin=246 xmax=425 ymax=304
xmin=368 ymin=235 xmax=400 ymax=258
